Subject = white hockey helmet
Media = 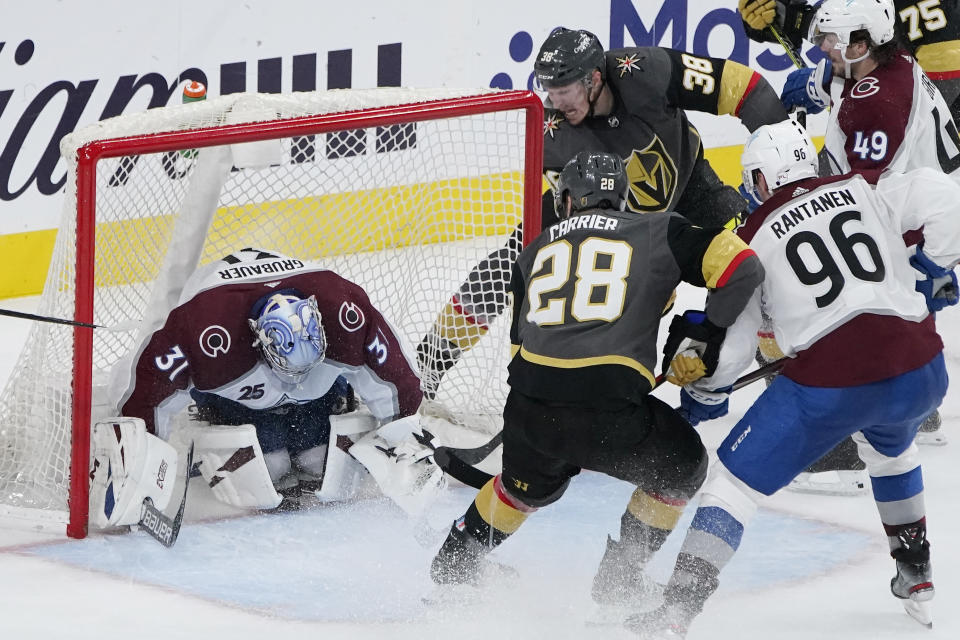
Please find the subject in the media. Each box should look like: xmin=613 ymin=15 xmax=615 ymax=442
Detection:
xmin=810 ymin=0 xmax=896 ymax=49
xmin=249 ymin=293 xmax=326 ymax=384
xmin=741 ymin=120 xmax=818 ymax=201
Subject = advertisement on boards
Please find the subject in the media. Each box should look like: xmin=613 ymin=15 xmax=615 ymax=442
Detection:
xmin=0 ymin=0 xmax=823 ymax=296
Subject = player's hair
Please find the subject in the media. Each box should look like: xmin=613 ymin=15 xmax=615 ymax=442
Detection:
xmin=553 ymin=151 xmax=628 ymax=217
xmin=849 ymin=28 xmax=900 ymax=66
xmin=249 ymin=292 xmax=326 ymax=384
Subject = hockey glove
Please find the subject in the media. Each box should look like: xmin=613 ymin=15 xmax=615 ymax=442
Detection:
xmin=661 ymin=310 xmax=726 ymax=386
xmin=780 ymin=58 xmax=832 ymax=115
xmin=678 ymin=386 xmax=731 ymax=427
xmin=739 ymin=0 xmax=777 ymax=31
xmin=910 ymin=246 xmax=959 ymax=312
xmin=738 ymin=183 xmax=763 ymax=216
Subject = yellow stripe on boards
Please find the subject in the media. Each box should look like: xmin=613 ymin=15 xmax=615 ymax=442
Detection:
xmin=0 ymin=172 xmax=523 ymax=299
xmin=0 ymin=141 xmax=827 ymax=301
xmin=0 ymin=229 xmax=58 ymax=299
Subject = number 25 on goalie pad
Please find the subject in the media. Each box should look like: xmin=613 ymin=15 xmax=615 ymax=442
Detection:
xmin=90 ymin=418 xmax=179 ymax=528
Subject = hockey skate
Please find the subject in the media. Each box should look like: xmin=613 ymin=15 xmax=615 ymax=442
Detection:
xmin=890 ymin=528 xmax=934 ymax=628
xmin=916 ymin=410 xmax=947 ymax=446
xmin=623 ymin=601 xmax=695 ymax=639
xmin=587 ymin=535 xmax=664 ymax=626
xmin=429 ymin=523 xmax=517 ymax=587
xmin=786 ymin=469 xmax=869 ymax=496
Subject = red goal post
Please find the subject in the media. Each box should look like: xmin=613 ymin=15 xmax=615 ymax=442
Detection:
xmin=0 ymin=88 xmax=544 ymax=538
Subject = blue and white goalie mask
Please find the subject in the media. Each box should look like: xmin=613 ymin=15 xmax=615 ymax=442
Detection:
xmin=249 ymin=293 xmax=326 ymax=384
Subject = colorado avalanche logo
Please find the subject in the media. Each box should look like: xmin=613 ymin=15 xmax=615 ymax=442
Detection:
xmin=616 ymin=53 xmax=642 ymax=77
xmin=338 ymin=301 xmax=366 ymax=332
xmin=543 ymin=112 xmax=564 ymax=138
xmin=850 ymin=77 xmax=880 ymax=99
xmin=199 ymin=325 xmax=231 ymax=358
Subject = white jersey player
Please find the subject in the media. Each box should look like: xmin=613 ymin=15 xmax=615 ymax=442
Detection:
xmin=782 ymin=0 xmax=960 ymax=179
xmin=779 ymin=0 xmax=957 ymax=468
xmin=89 ymin=249 xmax=444 ymax=531
xmin=625 ymin=121 xmax=960 ymax=637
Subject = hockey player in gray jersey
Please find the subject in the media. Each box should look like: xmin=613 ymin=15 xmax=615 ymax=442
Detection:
xmin=417 ymin=27 xmax=788 ymax=398
xmin=427 ymin=152 xmax=764 ymax=608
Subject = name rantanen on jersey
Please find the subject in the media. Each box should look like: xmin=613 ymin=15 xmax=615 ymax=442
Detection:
xmin=768 ymin=188 xmax=858 ymax=240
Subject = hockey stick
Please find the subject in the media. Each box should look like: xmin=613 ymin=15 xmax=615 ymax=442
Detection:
xmin=137 ymin=442 xmax=194 ymax=547
xmin=0 ymin=307 xmax=138 ymax=332
xmin=768 ymin=23 xmax=808 ymax=128
xmin=435 ymin=357 xmax=789 ymax=490
xmin=0 ymin=307 xmax=102 ymax=329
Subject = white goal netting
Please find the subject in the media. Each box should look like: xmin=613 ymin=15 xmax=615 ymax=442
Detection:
xmin=0 ymin=87 xmax=542 ymax=536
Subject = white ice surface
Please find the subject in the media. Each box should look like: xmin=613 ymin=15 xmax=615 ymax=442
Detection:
xmin=1 ymin=285 xmax=959 ymax=640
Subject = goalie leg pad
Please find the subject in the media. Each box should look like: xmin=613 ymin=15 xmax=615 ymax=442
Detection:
xmin=193 ymin=423 xmax=282 ymax=509
xmin=312 ymin=411 xmax=378 ymax=503
xmin=90 ymin=418 xmax=179 ymax=528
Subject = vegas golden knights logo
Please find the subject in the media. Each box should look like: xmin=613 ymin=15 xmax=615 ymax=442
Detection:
xmin=625 ymin=136 xmax=678 ymax=213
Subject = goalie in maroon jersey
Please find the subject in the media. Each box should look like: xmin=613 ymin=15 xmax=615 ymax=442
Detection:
xmin=89 ymin=249 xmax=443 ymax=529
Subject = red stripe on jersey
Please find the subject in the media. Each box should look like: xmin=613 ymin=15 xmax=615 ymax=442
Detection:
xmin=926 ymin=69 xmax=960 ymax=80
xmin=734 ymin=72 xmax=762 ymax=116
xmin=451 ymin=294 xmax=489 ymax=330
xmin=715 ymin=249 xmax=757 ymax=288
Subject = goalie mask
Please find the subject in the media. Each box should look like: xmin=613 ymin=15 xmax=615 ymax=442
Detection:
xmin=741 ymin=120 xmax=817 ymax=202
xmin=554 ymin=151 xmax=628 ymax=218
xmin=810 ymin=0 xmax=895 ymax=70
xmin=249 ymin=293 xmax=326 ymax=384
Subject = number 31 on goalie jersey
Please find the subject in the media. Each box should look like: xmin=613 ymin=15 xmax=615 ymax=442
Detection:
xmin=526 ymin=237 xmax=632 ymax=325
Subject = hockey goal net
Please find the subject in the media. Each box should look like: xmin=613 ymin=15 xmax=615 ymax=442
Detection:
xmin=0 ymin=87 xmax=543 ymax=538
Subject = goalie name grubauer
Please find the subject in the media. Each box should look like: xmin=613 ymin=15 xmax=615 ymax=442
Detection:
xmin=89 ymin=248 xmax=448 ymax=533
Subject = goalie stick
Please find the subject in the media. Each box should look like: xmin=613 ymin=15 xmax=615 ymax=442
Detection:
xmin=137 ymin=442 xmax=194 ymax=548
xmin=435 ymin=358 xmax=788 ymax=490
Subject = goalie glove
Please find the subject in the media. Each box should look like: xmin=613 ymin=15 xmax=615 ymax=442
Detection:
xmin=911 ymin=246 xmax=959 ymax=312
xmin=780 ymin=58 xmax=832 ymax=115
xmin=348 ymin=416 xmax=447 ymax=517
xmin=661 ymin=310 xmax=726 ymax=387
xmin=89 ymin=418 xmax=179 ymax=528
